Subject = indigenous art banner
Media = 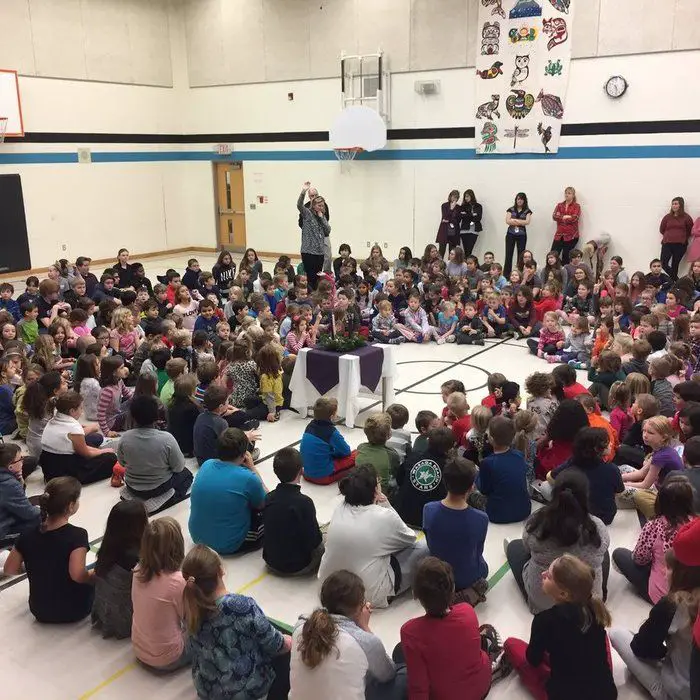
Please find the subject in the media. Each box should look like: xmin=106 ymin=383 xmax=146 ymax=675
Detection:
xmin=475 ymin=0 xmax=575 ymax=155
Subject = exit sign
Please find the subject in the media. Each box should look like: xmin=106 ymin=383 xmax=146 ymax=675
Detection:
xmin=215 ymin=143 xmax=232 ymax=156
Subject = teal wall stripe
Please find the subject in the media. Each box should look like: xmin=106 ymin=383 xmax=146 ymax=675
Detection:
xmin=0 ymin=144 xmax=699 ymax=165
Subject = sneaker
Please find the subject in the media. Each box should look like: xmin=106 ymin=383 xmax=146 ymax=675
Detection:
xmin=0 ymin=548 xmax=10 ymax=575
xmin=475 ymin=336 xmax=485 ymax=346
xmin=437 ymin=337 xmax=446 ymax=345
xmin=546 ymin=354 xmax=561 ymax=364
xmin=388 ymin=337 xmax=405 ymax=345
xmin=446 ymin=336 xmax=456 ymax=343
xmin=251 ymin=448 xmax=261 ymax=462
xmin=491 ymin=651 xmax=514 ymax=683
xmin=479 ymin=623 xmax=503 ymax=661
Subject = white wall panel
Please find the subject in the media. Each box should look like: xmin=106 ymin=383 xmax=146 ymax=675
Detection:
xmin=673 ymin=0 xmax=700 ymax=51
xmin=221 ymin=0 xmax=265 ymax=85
xmin=262 ymin=0 xmax=311 ymax=82
xmin=185 ymin=0 xmax=226 ymax=86
xmin=571 ymin=0 xmax=599 ymax=59
xmin=466 ymin=0 xmax=478 ymax=68
xmin=598 ymin=0 xmax=674 ymax=56
xmin=309 ymin=0 xmax=358 ymax=79
xmin=30 ymin=0 xmax=88 ymax=80
xmin=356 ymin=0 xmax=410 ymax=73
xmin=83 ymin=0 xmax=132 ymax=84
xmin=410 ymin=0 xmax=468 ymax=71
xmin=127 ymin=1 xmax=173 ymax=87
xmin=0 ymin=0 xmax=36 ymax=75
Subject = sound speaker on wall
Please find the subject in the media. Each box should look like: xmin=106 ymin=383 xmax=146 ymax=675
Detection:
xmin=0 ymin=174 xmax=31 ymax=273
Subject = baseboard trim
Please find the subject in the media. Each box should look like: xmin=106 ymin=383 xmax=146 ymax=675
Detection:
xmin=0 ymin=246 xmax=218 ymax=282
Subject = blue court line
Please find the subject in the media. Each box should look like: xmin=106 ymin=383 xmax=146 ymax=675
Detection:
xmin=1 ymin=144 xmax=700 ymax=165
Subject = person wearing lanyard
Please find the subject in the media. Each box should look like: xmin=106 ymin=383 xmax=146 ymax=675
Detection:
xmin=504 ymin=193 xmax=532 ymax=278
xmin=436 ymin=190 xmax=461 ymax=259
xmin=551 ymin=187 xmax=582 ymax=265
xmin=459 ymin=189 xmax=483 ymax=257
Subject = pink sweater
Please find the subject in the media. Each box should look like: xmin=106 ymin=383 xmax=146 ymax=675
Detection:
xmin=537 ymin=328 xmax=565 ymax=354
xmin=609 ymin=406 xmax=633 ymax=442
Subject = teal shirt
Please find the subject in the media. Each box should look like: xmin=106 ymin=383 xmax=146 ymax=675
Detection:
xmin=189 ymin=459 xmax=266 ymax=554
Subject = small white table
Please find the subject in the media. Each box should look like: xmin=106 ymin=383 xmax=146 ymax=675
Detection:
xmin=289 ymin=344 xmax=397 ymax=427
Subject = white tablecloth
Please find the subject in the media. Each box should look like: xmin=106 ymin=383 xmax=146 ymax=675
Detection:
xmin=289 ymin=344 xmax=397 ymax=427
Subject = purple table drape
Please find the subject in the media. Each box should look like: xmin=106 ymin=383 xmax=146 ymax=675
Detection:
xmin=305 ymin=345 xmax=384 ymax=395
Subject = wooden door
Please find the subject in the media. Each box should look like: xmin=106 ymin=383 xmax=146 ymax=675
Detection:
xmin=215 ymin=162 xmax=246 ymax=251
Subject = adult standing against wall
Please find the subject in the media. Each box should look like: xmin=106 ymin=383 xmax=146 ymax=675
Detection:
xmin=551 ymin=187 xmax=581 ymax=265
xmin=436 ymin=190 xmax=461 ymax=259
xmin=297 ymin=182 xmax=330 ymax=290
xmin=459 ymin=189 xmax=483 ymax=257
xmin=659 ymin=196 xmax=694 ymax=280
xmin=504 ymin=193 xmax=532 ymax=278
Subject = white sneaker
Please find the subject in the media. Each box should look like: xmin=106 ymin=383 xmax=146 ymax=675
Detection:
xmin=437 ymin=337 xmax=446 ymax=345
xmin=0 ymin=548 xmax=11 ymax=577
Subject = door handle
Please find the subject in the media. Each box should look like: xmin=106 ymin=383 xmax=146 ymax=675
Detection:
xmin=219 ymin=208 xmax=244 ymax=215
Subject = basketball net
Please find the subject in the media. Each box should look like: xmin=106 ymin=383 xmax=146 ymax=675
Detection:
xmin=0 ymin=118 xmax=8 ymax=143
xmin=333 ymin=146 xmax=364 ymax=161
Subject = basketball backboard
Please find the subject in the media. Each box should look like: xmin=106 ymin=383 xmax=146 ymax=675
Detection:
xmin=0 ymin=70 xmax=24 ymax=137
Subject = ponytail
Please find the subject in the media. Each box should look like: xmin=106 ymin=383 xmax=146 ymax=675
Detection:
xmin=589 ymin=597 xmax=612 ymax=629
xmin=298 ymin=609 xmax=338 ymax=669
xmin=181 ymin=544 xmax=222 ymax=635
xmin=39 ymin=477 xmax=81 ymax=531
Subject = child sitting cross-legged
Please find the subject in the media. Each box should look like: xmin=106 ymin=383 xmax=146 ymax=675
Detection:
xmin=455 ymin=300 xmax=487 ymax=345
xmin=398 ymin=557 xmax=495 ymax=700
xmin=371 ymin=299 xmax=406 ymax=345
xmin=0 ymin=443 xmax=41 ymax=550
xmin=608 ymin=380 xmax=633 ymax=443
xmin=3 ymin=477 xmax=94 ymax=623
xmin=445 ymin=391 xmax=471 ymax=446
xmin=478 ymin=415 xmax=531 ymax=524
xmin=423 ymin=456 xmax=489 ymax=606
xmin=576 ymin=394 xmax=619 ymax=461
xmin=587 ymin=349 xmax=625 ymax=410
xmin=300 ymin=397 xmax=355 ymax=485
xmin=525 ymin=371 xmax=557 ymax=439
xmin=527 ymin=311 xmax=564 ymax=359
xmin=263 ymin=447 xmax=324 ymax=577
xmin=399 ymin=291 xmax=432 ymax=343
xmin=481 ymin=291 xmax=510 ymax=338
xmin=504 ymin=554 xmax=617 ymax=700
xmin=356 ymin=412 xmax=401 ymax=495
xmin=555 ymin=315 xmax=593 ymax=369
xmin=462 ymin=405 xmax=493 ymax=467
xmin=648 ymin=354 xmax=676 ymax=417
xmin=434 ymin=300 xmax=460 ymax=343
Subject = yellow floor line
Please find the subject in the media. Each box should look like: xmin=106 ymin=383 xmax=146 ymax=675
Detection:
xmin=76 ymin=570 xmax=270 ymax=698
xmin=77 ymin=662 xmax=137 ymax=700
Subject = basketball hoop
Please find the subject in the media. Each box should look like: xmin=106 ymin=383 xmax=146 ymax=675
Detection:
xmin=334 ymin=146 xmax=364 ymax=162
xmin=0 ymin=118 xmax=8 ymax=143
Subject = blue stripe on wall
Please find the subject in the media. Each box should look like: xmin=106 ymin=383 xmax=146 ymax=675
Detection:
xmin=0 ymin=144 xmax=699 ymax=165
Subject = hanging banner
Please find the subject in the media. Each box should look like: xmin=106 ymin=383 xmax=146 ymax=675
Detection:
xmin=474 ymin=0 xmax=575 ymax=155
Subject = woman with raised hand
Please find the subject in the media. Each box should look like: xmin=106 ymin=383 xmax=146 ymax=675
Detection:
xmin=297 ymin=182 xmax=331 ymax=289
xmin=436 ymin=189 xmax=462 ymax=259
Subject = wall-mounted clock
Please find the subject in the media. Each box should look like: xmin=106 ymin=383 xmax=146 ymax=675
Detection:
xmin=604 ymin=75 xmax=628 ymax=99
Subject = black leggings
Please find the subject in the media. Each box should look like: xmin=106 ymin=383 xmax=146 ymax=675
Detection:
xmin=504 ymin=234 xmax=526 ymax=278
xmin=438 ymin=240 xmax=458 ymax=259
xmin=660 ymin=242 xmax=687 ymax=280
xmin=551 ymin=238 xmax=578 ymax=265
xmin=460 ymin=232 xmax=479 ymax=257
xmin=612 ymin=548 xmax=652 ymax=603
xmin=301 ymin=252 xmax=324 ymax=290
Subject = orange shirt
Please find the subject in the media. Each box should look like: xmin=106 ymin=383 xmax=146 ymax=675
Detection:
xmin=588 ymin=412 xmax=618 ymax=462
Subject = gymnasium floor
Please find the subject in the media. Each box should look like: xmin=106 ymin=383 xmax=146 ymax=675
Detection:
xmin=1 ymin=254 xmax=652 ymax=700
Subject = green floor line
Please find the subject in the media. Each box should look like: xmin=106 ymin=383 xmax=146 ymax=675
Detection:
xmin=487 ymin=560 xmax=511 ymax=589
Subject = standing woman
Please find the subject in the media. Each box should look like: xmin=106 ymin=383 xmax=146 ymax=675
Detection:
xmin=212 ymin=250 xmax=237 ymax=300
xmin=504 ymin=193 xmax=532 ymax=278
xmin=297 ymin=182 xmax=331 ymax=290
xmin=660 ymin=196 xmax=694 ymax=280
xmin=551 ymin=187 xmax=581 ymax=264
xmin=459 ymin=189 xmax=483 ymax=257
xmin=114 ymin=249 xmax=135 ymax=290
xmin=436 ymin=190 xmax=461 ymax=259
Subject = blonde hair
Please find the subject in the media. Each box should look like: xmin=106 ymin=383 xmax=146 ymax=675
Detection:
xmin=470 ymin=405 xmax=492 ymax=435
xmin=551 ymin=554 xmax=611 ymax=629
xmin=513 ymin=410 xmax=538 ymax=457
xmin=651 ymin=304 xmax=669 ymax=320
xmin=612 ymin=333 xmax=633 ymax=355
xmin=446 ymin=391 xmax=469 ymax=416
xmin=363 ymin=412 xmax=392 ymax=445
xmin=111 ymin=307 xmax=134 ymax=333
xmin=543 ymin=311 xmax=560 ymax=326
xmin=137 ymin=517 xmax=185 ymax=583
xmin=182 ymin=544 xmax=222 ymax=635
xmin=171 ymin=329 xmax=191 ymax=349
xmin=625 ymin=372 xmax=651 ymax=401
xmin=642 ymin=415 xmax=675 ymax=446
xmin=564 ymin=186 xmax=577 ymax=202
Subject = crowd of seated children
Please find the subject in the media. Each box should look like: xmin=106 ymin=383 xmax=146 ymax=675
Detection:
xmin=2 ymin=241 xmax=700 ymax=698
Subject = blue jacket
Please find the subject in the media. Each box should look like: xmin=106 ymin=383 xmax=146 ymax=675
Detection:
xmin=194 ymin=315 xmax=219 ymax=336
xmin=0 ymin=469 xmax=41 ymax=540
xmin=0 ymin=298 xmax=20 ymax=322
xmin=478 ymin=448 xmax=531 ymax=524
xmin=0 ymin=384 xmax=16 ymax=435
xmin=300 ymin=419 xmax=351 ymax=479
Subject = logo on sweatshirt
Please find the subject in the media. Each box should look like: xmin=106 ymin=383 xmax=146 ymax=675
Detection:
xmin=409 ymin=459 xmax=442 ymax=492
